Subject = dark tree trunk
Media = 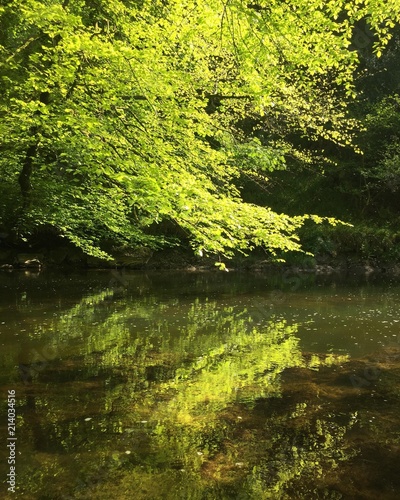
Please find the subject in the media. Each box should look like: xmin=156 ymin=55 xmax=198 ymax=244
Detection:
xmin=18 ymin=91 xmax=49 ymax=208
xmin=18 ymin=143 xmax=37 ymax=208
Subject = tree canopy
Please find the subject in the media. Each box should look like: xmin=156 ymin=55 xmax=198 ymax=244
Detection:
xmin=1 ymin=0 xmax=400 ymax=260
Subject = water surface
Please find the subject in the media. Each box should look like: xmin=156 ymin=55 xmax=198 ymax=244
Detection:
xmin=1 ymin=270 xmax=400 ymax=499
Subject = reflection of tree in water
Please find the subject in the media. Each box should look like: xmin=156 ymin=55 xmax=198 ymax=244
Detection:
xmin=7 ymin=291 xmax=400 ymax=499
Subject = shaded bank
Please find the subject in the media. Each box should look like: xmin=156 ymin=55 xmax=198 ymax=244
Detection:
xmin=2 ymin=243 xmax=400 ymax=276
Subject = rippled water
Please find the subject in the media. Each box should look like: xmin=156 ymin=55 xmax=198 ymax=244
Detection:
xmin=0 ymin=269 xmax=400 ymax=499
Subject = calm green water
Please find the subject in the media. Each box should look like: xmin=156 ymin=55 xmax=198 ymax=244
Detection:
xmin=1 ymin=270 xmax=400 ymax=499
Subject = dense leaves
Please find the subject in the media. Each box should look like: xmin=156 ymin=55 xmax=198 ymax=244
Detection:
xmin=1 ymin=0 xmax=399 ymax=259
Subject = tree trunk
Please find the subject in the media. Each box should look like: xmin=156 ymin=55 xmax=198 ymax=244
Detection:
xmin=18 ymin=143 xmax=37 ymax=208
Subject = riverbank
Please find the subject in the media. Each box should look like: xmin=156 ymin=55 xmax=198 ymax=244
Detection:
xmin=2 ymin=242 xmax=400 ymax=276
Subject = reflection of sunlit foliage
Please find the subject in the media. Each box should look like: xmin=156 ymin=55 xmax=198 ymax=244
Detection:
xmin=158 ymin=320 xmax=302 ymax=420
xmin=244 ymin=416 xmax=357 ymax=499
xmin=5 ymin=288 xmax=378 ymax=500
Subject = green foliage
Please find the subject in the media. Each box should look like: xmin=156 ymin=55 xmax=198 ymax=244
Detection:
xmin=1 ymin=0 xmax=399 ymax=258
xmin=292 ymin=221 xmax=400 ymax=263
xmin=360 ymin=94 xmax=400 ymax=191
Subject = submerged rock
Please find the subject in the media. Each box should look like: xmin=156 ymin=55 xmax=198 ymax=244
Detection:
xmin=0 ymin=263 xmax=13 ymax=271
xmin=15 ymin=254 xmax=43 ymax=268
xmin=23 ymin=258 xmax=42 ymax=269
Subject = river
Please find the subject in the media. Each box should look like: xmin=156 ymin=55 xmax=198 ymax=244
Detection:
xmin=1 ymin=269 xmax=399 ymax=499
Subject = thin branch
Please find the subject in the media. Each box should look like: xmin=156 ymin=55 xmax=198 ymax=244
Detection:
xmin=5 ymin=36 xmax=43 ymax=64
